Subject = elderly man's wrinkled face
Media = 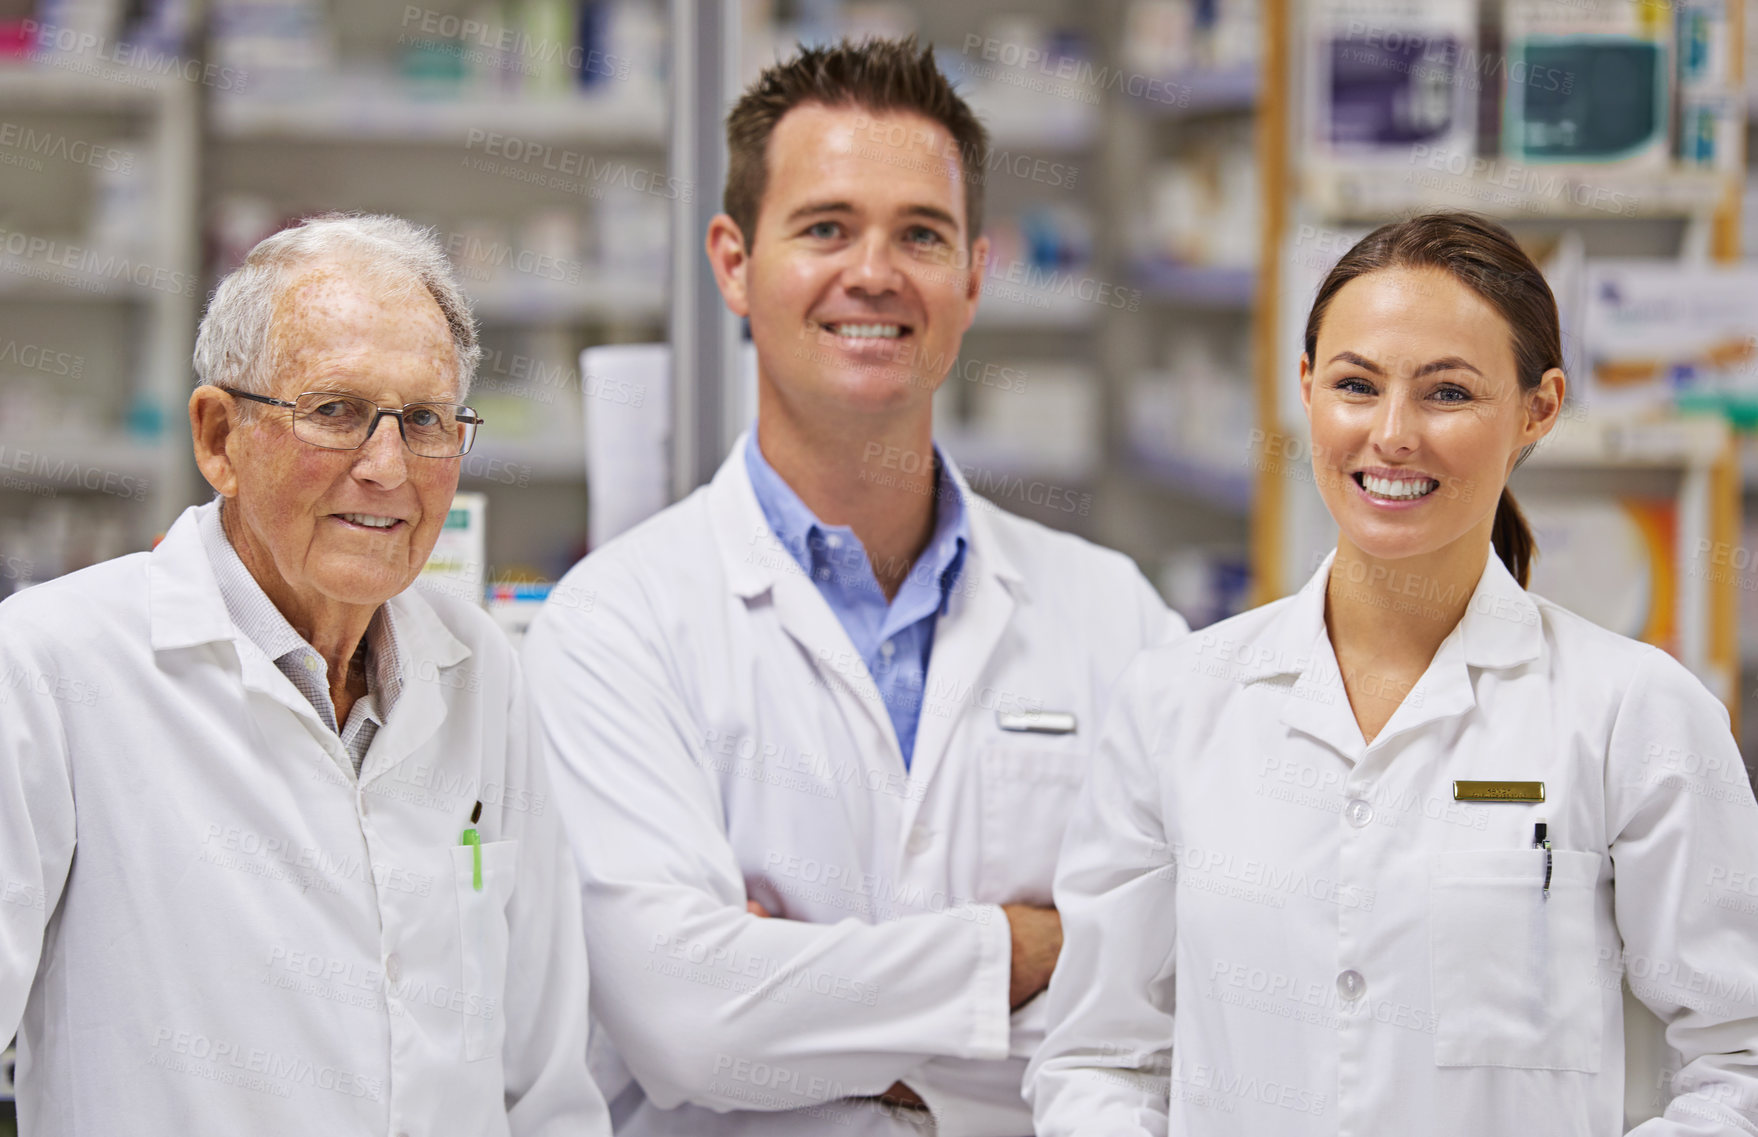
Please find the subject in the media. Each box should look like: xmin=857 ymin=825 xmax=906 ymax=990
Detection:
xmin=225 ymin=263 xmax=461 ymax=611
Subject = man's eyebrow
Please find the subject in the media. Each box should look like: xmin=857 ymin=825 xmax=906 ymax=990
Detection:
xmin=784 ymin=201 xmax=853 ymax=225
xmin=782 ymin=202 xmax=960 ymax=231
xmin=901 ymin=204 xmax=958 ymax=229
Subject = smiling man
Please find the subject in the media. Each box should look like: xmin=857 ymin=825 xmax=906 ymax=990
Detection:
xmin=523 ymin=38 xmax=1187 ymax=1137
xmin=0 ymin=215 xmax=609 ymax=1137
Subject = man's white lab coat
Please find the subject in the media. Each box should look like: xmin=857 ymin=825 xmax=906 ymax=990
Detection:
xmin=523 ymin=441 xmax=1187 ymax=1136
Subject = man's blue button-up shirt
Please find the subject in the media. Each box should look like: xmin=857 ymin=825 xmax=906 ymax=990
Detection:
xmin=744 ymin=433 xmax=969 ymax=768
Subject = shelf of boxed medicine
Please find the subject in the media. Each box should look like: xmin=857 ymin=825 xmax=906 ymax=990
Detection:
xmin=1302 ymin=163 xmax=1729 ymax=224
xmin=1514 ymin=413 xmax=1738 ymax=704
xmin=462 ymin=440 xmax=585 ymax=483
xmin=466 ymin=278 xmax=664 ymax=326
xmin=970 ymin=285 xmax=1103 ymax=331
xmin=1129 ymin=63 xmax=1258 ymax=119
xmin=0 ymin=61 xmax=185 ymax=111
xmin=1130 ymin=258 xmax=1256 ymax=310
xmin=208 ymin=72 xmax=665 ymax=146
xmin=1127 ymin=444 xmax=1253 ymax=515
xmin=1520 ymin=414 xmax=1731 ymax=471
xmin=960 ymin=81 xmax=1098 ymax=155
xmin=0 ymin=251 xmax=179 ymax=303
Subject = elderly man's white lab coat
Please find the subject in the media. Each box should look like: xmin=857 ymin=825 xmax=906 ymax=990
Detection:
xmin=1027 ymin=551 xmax=1758 ymax=1137
xmin=522 ymin=442 xmax=1186 ymax=1136
xmin=0 ymin=501 xmax=609 ymax=1137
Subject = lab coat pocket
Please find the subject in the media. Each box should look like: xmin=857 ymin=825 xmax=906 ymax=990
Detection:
xmin=979 ymin=746 xmax=1087 ymax=905
xmin=453 ymin=839 xmax=519 ymax=1061
xmin=1429 ymin=848 xmax=1603 ymax=1071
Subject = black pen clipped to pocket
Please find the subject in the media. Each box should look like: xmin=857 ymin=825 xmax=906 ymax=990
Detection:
xmin=1532 ymin=819 xmax=1552 ymax=899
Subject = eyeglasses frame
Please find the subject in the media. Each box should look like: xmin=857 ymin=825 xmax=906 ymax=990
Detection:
xmin=219 ymin=386 xmax=485 ymax=457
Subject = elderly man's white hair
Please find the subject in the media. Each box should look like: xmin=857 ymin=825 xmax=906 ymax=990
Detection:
xmin=193 ymin=212 xmax=481 ymax=401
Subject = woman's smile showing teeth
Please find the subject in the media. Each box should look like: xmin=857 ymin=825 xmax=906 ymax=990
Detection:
xmin=1353 ymin=471 xmax=1440 ymax=502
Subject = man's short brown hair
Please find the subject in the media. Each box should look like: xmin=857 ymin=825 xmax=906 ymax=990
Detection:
xmin=723 ymin=36 xmax=990 ymax=246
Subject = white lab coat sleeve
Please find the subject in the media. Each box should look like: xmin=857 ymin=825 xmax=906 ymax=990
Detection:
xmin=1607 ymin=648 xmax=1758 ymax=1136
xmin=498 ymin=648 xmax=613 ymax=1137
xmin=1026 ymin=658 xmax=1178 ymax=1137
xmin=522 ymin=568 xmax=1012 ymax=1114
xmin=0 ymin=602 xmax=77 ymax=1045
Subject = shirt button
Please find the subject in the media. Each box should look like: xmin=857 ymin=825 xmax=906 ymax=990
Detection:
xmin=826 ymin=534 xmax=842 ymax=549
xmin=905 ymin=826 xmax=932 ymax=855
xmin=880 ymin=640 xmax=896 ymax=659
xmin=303 ymin=655 xmax=322 ymax=674
xmin=385 ymin=953 xmax=403 ymax=983
xmin=1337 ymin=969 xmax=1366 ymax=1001
xmin=1344 ymin=798 xmax=1374 ymax=828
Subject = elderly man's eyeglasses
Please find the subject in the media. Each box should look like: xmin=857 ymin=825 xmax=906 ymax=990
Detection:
xmin=221 ymin=388 xmax=484 ymax=458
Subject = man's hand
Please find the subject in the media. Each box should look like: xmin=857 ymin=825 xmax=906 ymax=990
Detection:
xmin=1002 ymin=904 xmax=1062 ymax=1010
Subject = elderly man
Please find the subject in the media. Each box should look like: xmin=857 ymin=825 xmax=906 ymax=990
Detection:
xmin=0 ymin=214 xmax=608 ymax=1136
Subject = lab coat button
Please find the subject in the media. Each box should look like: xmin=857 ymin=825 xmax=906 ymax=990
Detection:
xmin=385 ymin=952 xmax=403 ymax=983
xmin=1345 ymin=798 xmax=1374 ymax=828
xmin=905 ymin=826 xmax=933 ymax=855
xmin=1336 ymin=969 xmax=1365 ymax=1001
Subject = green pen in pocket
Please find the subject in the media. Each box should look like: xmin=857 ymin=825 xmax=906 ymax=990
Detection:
xmin=461 ymin=800 xmax=483 ymax=891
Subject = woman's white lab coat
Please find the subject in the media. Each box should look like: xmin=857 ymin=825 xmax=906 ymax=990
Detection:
xmin=0 ymin=501 xmax=609 ymax=1137
xmin=1028 ymin=551 xmax=1758 ymax=1137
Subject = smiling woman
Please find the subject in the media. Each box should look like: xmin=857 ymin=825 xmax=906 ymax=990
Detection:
xmin=1028 ymin=212 xmax=1758 ymax=1137
xmin=1299 ymin=213 xmax=1564 ymax=588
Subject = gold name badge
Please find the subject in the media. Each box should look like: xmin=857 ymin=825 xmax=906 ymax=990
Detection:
xmin=1453 ymin=780 xmax=1546 ymax=803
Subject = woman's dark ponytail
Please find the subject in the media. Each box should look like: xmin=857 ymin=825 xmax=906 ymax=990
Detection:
xmin=1491 ymin=488 xmax=1535 ymax=588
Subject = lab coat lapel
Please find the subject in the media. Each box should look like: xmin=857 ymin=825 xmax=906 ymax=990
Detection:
xmin=1276 ymin=631 xmax=1371 ymax=764
xmin=709 ymin=442 xmax=901 ymax=760
xmin=1366 ymin=554 xmax=1541 ymax=752
xmin=148 ymin=503 xmax=338 ymax=738
xmin=358 ymin=586 xmax=469 ymax=787
xmin=1237 ymin=555 xmax=1369 ymax=763
xmin=901 ymin=468 xmax=1020 ymax=821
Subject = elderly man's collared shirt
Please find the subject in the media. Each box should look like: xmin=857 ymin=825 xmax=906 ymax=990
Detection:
xmin=743 ymin=432 xmax=969 ymax=768
xmin=198 ymin=502 xmax=401 ymax=775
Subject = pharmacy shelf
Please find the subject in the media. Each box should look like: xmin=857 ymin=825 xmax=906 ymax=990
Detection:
xmin=1523 ymin=415 xmax=1732 ymax=470
xmin=1304 ymin=163 xmax=1727 ymax=223
xmin=0 ymin=434 xmax=167 ymax=485
xmin=964 ymin=87 xmax=1098 ymax=153
xmin=1131 ymin=258 xmax=1256 ymax=309
xmin=1136 ymin=63 xmax=1257 ymax=117
xmin=1128 ymin=442 xmax=1253 ymax=514
xmin=0 ymin=61 xmax=179 ymax=111
xmin=210 ymin=74 xmax=666 ymax=146
xmin=466 ymin=277 xmax=665 ymax=325
xmin=971 ymin=282 xmax=1103 ymax=330
xmin=464 ymin=441 xmax=584 ymax=482
xmin=936 ymin=426 xmax=1098 ymax=485
xmin=0 ymin=251 xmax=173 ymax=303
